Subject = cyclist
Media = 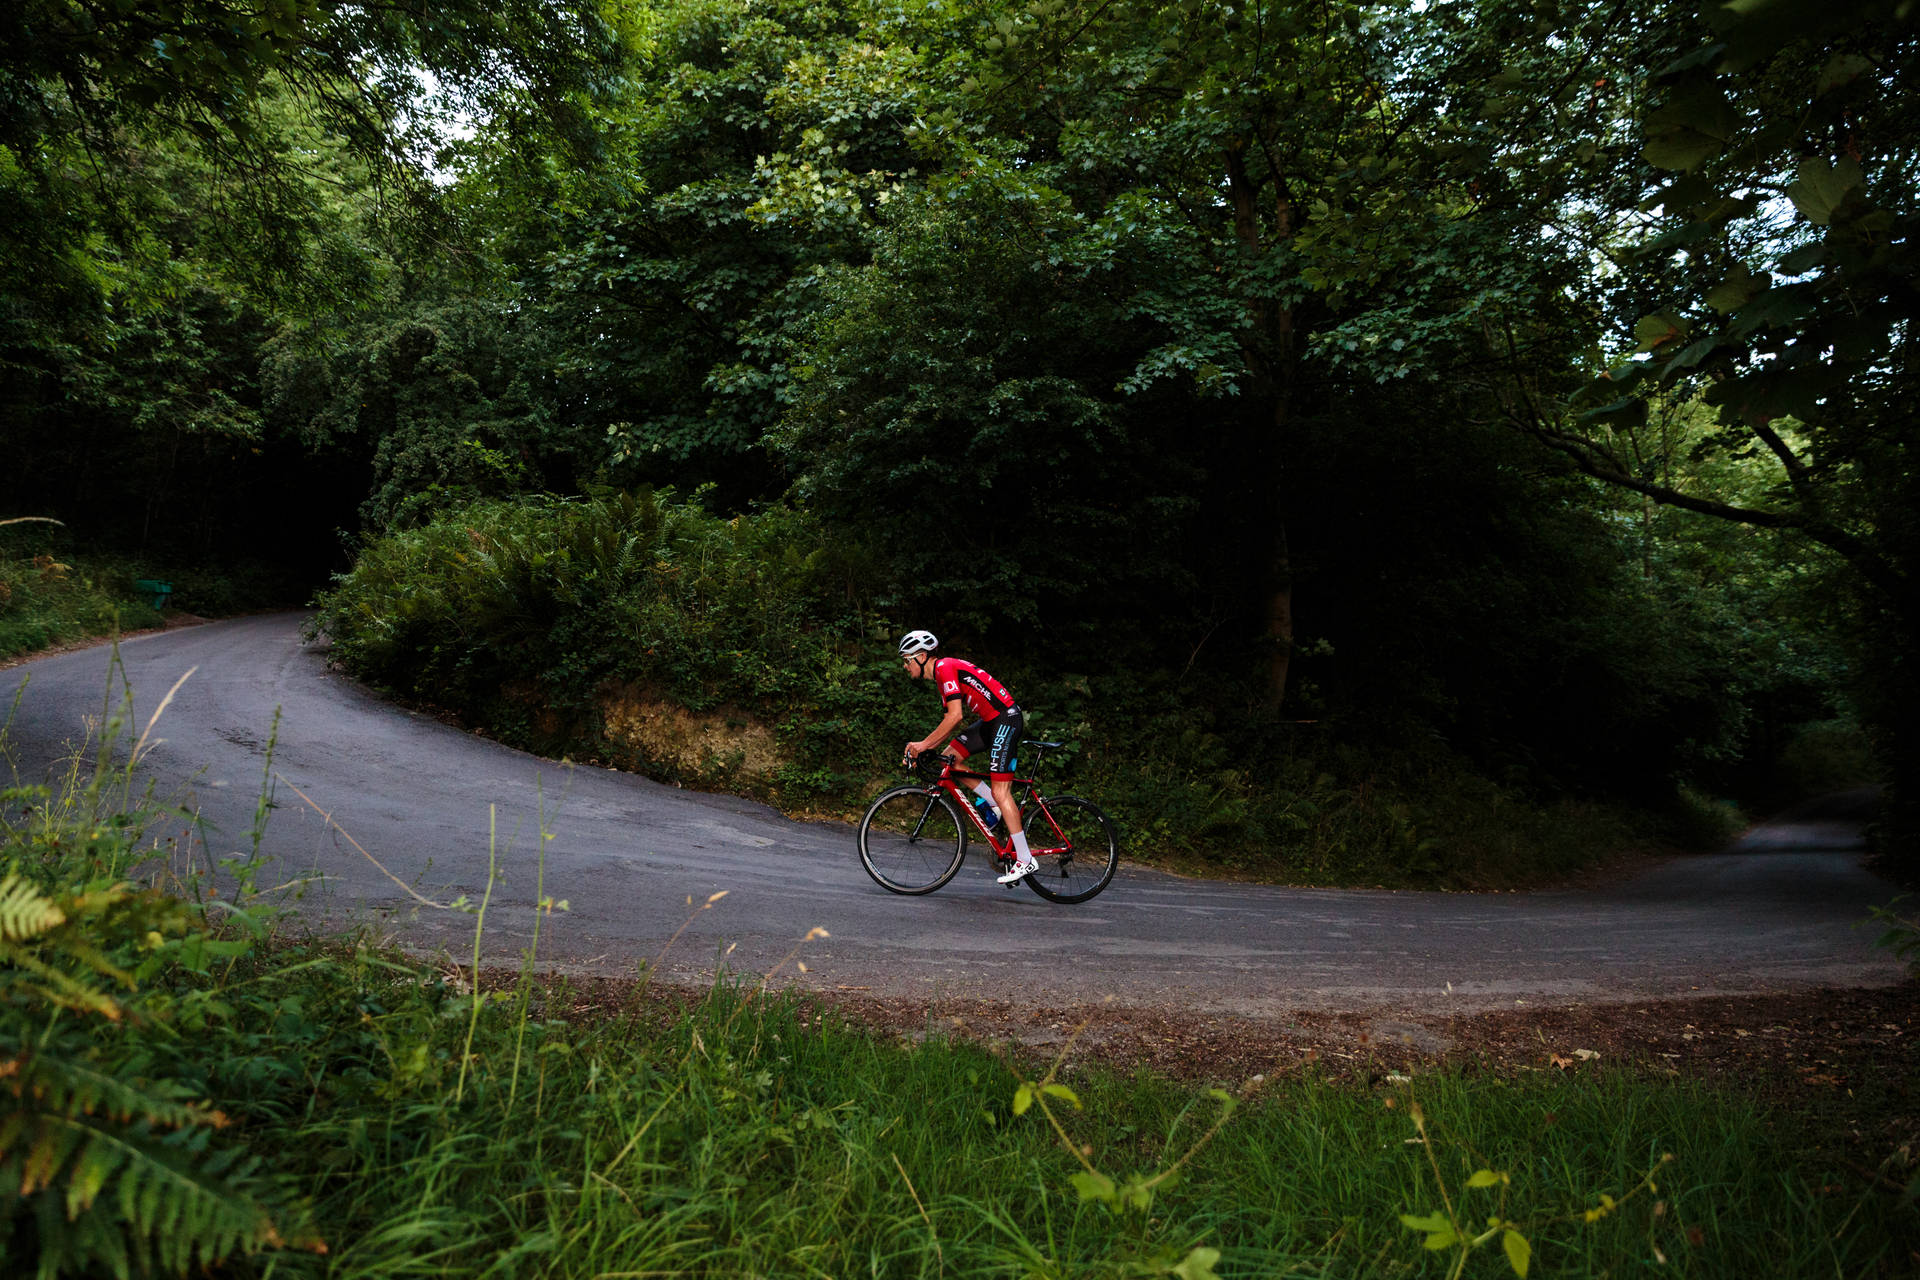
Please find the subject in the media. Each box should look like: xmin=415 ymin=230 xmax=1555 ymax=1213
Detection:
xmin=898 ymin=629 xmax=1038 ymax=884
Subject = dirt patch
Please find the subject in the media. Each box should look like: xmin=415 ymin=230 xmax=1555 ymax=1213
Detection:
xmin=600 ymin=684 xmax=786 ymax=787
xmin=786 ymin=981 xmax=1918 ymax=1095
xmin=493 ymin=964 xmax=1920 ymax=1094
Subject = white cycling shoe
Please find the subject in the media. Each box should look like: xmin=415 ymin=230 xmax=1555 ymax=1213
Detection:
xmin=996 ymin=859 xmax=1040 ymax=885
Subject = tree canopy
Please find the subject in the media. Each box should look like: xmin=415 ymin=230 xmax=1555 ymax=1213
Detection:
xmin=2 ymin=0 xmax=1910 ymax=858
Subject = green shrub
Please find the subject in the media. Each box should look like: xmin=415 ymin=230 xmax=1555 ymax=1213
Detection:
xmin=1775 ymin=718 xmax=1881 ymax=801
xmin=314 ymin=492 xmax=1658 ymax=887
xmin=1669 ymin=784 xmax=1747 ymax=851
xmin=0 ymin=555 xmax=165 ymax=661
xmin=0 ymin=519 xmax=293 ymax=661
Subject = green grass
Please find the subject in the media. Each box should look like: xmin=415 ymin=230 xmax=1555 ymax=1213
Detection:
xmin=93 ymin=954 xmax=1920 ymax=1279
xmin=2 ymin=678 xmax=1914 ymax=1277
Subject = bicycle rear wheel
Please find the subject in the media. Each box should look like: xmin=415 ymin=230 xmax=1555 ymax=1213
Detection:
xmin=1019 ymin=795 xmax=1118 ymax=903
xmin=858 ymin=786 xmax=968 ymax=894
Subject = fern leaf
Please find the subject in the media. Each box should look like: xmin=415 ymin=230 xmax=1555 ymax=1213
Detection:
xmin=0 ymin=874 xmax=66 ymax=941
xmin=43 ymin=932 xmax=135 ymax=992
xmin=64 ymin=1127 xmax=125 ymax=1215
xmin=0 ymin=946 xmax=122 ymax=1019
xmin=7 ymin=1054 xmax=212 ymax=1133
xmin=68 ymin=1117 xmax=284 ymax=1273
xmin=14 ymin=1108 xmax=80 ymax=1196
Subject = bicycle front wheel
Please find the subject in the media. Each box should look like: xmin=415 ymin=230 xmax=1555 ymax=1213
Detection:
xmin=1019 ymin=795 xmax=1119 ymax=903
xmin=858 ymin=786 xmax=968 ymax=894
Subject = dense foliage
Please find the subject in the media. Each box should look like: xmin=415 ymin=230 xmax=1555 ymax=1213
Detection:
xmin=317 ymin=490 xmax=1749 ymax=886
xmin=2 ymin=0 xmax=1909 ymax=865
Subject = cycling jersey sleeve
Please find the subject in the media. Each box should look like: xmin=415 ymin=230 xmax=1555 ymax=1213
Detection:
xmin=934 ymin=657 xmax=965 ymax=706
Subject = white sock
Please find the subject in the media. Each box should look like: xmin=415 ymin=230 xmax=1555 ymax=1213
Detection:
xmin=971 ymin=781 xmax=1000 ymax=818
xmin=1012 ymin=830 xmax=1032 ymax=865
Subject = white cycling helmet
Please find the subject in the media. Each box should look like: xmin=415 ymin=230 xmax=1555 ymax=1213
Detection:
xmin=897 ymin=629 xmax=939 ymax=657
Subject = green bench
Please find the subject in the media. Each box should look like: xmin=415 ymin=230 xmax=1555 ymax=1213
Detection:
xmin=133 ymin=579 xmax=173 ymax=609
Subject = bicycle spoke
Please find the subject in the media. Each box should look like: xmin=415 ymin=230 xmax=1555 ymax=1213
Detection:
xmin=1018 ymin=795 xmax=1119 ymax=903
xmin=859 ymin=787 xmax=967 ymax=894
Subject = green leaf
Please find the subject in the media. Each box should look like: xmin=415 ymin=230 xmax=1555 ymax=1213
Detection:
xmin=1070 ymin=1170 xmax=1116 ymax=1203
xmin=1705 ymin=268 xmax=1759 ymax=313
xmin=1504 ymin=1229 xmax=1532 ymax=1278
xmin=1787 ymin=157 xmax=1863 ymax=226
xmin=1040 ymin=1083 xmax=1081 ymax=1109
xmin=1400 ymin=1211 xmax=1451 ymax=1233
xmin=1581 ymin=396 xmax=1648 ymax=430
xmin=1642 ymin=132 xmax=1722 ymax=172
xmin=1660 ymin=336 xmax=1720 ymax=383
xmin=1171 ymin=1246 xmax=1223 ymax=1280
xmin=1466 ymin=1169 xmax=1508 ymax=1189
xmin=1656 ymin=42 xmax=1727 ymax=76
xmin=1634 ymin=313 xmax=1689 ymax=351
xmin=1011 ymin=1085 xmax=1033 ymax=1116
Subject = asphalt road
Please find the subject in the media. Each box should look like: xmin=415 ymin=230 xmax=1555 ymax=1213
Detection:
xmin=2 ymin=614 xmax=1906 ymax=1015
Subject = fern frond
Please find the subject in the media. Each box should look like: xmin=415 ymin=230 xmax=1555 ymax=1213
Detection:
xmin=5 ymin=1054 xmax=213 ymax=1135
xmin=0 ymin=874 xmax=66 ymax=942
xmin=0 ymin=944 xmax=122 ymax=1020
xmin=7 ymin=1111 xmax=289 ymax=1274
xmin=1 ymin=1071 xmax=313 ymax=1275
xmin=39 ymin=930 xmax=135 ymax=992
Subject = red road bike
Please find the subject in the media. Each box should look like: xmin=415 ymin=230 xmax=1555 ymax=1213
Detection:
xmin=856 ymin=741 xmax=1119 ymax=903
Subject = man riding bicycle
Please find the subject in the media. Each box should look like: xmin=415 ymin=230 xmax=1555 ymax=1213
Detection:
xmin=898 ymin=629 xmax=1039 ymax=884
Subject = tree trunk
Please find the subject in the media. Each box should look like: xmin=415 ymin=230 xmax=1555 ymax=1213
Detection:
xmin=1267 ymin=518 xmax=1294 ymax=707
xmin=1224 ymin=136 xmax=1299 ymax=708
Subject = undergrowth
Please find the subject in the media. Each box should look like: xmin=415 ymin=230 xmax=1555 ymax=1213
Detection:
xmin=0 ymin=531 xmax=164 ymax=661
xmin=0 ymin=667 xmax=1914 ymax=1276
xmin=0 ymin=519 xmax=288 ymax=661
xmin=312 ymin=491 xmax=1663 ymax=888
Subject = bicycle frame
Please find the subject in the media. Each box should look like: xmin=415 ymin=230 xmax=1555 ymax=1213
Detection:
xmin=924 ymin=760 xmax=1074 ymax=866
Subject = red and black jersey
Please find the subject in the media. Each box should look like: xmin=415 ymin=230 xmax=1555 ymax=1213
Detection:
xmin=933 ymin=657 xmax=1017 ymax=720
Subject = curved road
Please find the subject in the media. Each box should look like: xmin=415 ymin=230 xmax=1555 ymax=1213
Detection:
xmin=2 ymin=615 xmax=1905 ymax=1015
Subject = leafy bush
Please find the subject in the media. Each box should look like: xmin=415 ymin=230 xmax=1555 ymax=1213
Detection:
xmin=0 ymin=519 xmax=302 ymax=662
xmin=1774 ymin=719 xmax=1881 ymax=802
xmin=0 ymin=548 xmax=165 ymax=662
xmin=1668 ymin=785 xmax=1747 ymax=852
xmin=313 ymin=492 xmax=1664 ymax=886
xmin=311 ymin=487 xmax=920 ymax=797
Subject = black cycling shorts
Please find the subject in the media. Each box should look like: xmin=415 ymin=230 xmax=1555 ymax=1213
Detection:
xmin=951 ymin=709 xmax=1024 ymax=780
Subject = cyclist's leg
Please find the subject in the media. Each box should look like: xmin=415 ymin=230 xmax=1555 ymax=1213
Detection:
xmin=947 ymin=722 xmax=1000 ymax=818
xmin=946 ymin=720 xmax=984 ymax=762
xmin=986 ymin=713 xmax=1026 ymax=836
